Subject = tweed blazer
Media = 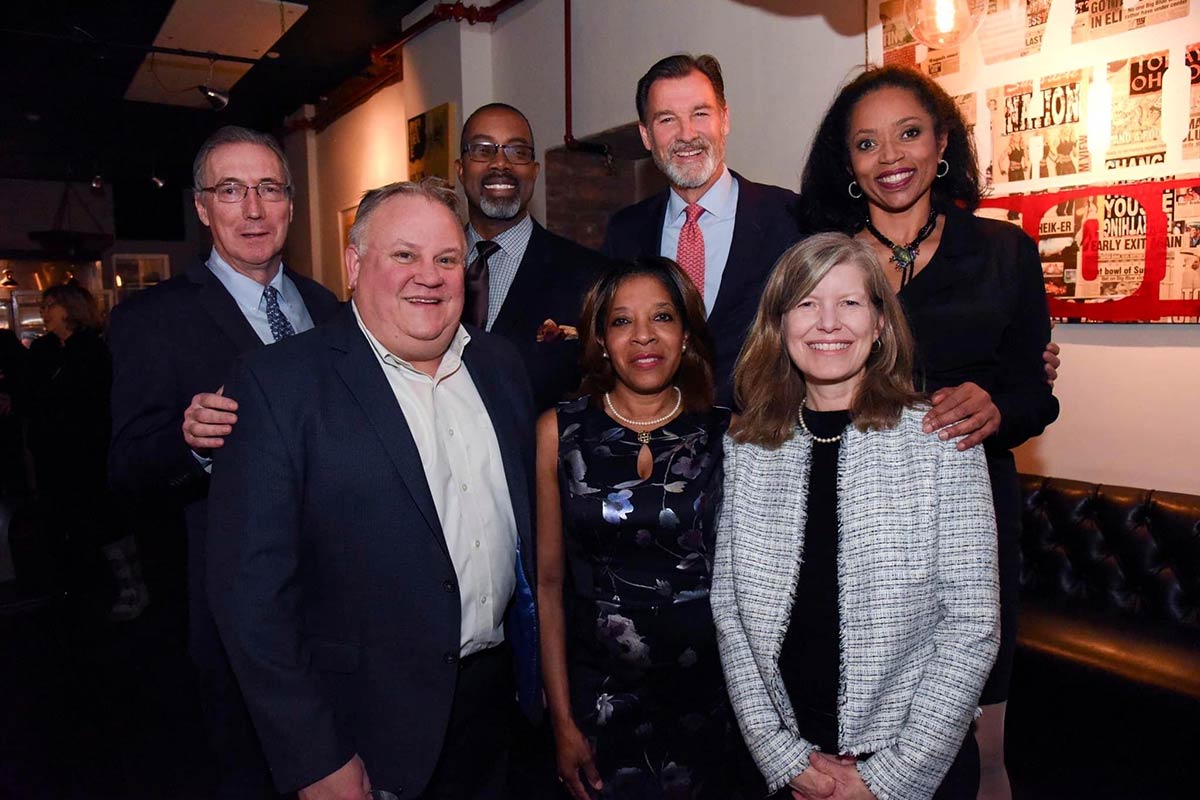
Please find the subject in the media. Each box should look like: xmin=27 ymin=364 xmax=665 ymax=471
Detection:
xmin=712 ymin=408 xmax=999 ymax=799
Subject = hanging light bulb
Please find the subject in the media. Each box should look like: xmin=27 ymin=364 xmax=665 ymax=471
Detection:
xmin=902 ymin=0 xmax=987 ymax=49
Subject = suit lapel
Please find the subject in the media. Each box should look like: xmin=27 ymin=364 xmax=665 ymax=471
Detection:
xmin=329 ymin=311 xmax=450 ymax=562
xmin=709 ymin=172 xmax=765 ymax=324
xmin=641 ymin=192 xmax=669 ymax=258
xmin=287 ymin=267 xmax=337 ymax=323
xmin=190 ymin=260 xmax=263 ymax=354
xmin=491 ymin=221 xmax=547 ymax=337
xmin=462 ymin=343 xmax=532 ymax=552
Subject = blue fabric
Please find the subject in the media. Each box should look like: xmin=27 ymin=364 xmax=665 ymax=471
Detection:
xmin=263 ymin=285 xmax=296 ymax=341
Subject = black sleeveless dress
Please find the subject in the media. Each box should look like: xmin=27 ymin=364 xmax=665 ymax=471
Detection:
xmin=555 ymin=395 xmax=736 ymax=799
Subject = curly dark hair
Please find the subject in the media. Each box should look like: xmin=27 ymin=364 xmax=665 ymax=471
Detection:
xmin=577 ymin=257 xmax=715 ymax=412
xmin=796 ymin=65 xmax=981 ymax=235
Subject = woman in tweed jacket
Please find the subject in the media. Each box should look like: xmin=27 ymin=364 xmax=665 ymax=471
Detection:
xmin=713 ymin=233 xmax=999 ymax=800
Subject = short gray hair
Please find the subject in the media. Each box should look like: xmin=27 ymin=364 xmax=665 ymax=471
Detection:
xmin=348 ymin=177 xmax=460 ymax=252
xmin=192 ymin=125 xmax=292 ymax=193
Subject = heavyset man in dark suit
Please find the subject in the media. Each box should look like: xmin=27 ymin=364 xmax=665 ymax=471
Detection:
xmin=108 ymin=126 xmax=340 ymax=798
xmin=456 ymin=103 xmax=609 ymax=411
xmin=603 ymin=54 xmax=802 ymax=405
xmin=207 ymin=178 xmax=539 ymax=800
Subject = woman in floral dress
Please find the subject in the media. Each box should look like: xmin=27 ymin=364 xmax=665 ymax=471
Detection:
xmin=536 ymin=258 xmax=736 ymax=800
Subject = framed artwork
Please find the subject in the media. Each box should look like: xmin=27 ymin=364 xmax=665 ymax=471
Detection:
xmin=338 ymin=206 xmax=357 ymax=255
xmin=408 ymin=102 xmax=454 ymax=184
xmin=112 ymin=253 xmax=169 ymax=288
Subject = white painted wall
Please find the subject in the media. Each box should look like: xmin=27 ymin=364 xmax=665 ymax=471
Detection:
xmin=490 ymin=0 xmax=869 ymax=219
xmin=310 ymin=82 xmax=409 ymax=296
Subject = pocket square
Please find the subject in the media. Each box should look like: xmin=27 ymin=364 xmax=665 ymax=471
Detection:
xmin=536 ymin=319 xmax=578 ymax=342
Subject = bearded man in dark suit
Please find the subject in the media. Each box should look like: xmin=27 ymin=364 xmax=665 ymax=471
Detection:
xmin=108 ymin=125 xmax=340 ymax=798
xmin=207 ymin=179 xmax=539 ymax=800
xmin=456 ymin=103 xmax=609 ymax=411
xmin=603 ymin=54 xmax=802 ymax=406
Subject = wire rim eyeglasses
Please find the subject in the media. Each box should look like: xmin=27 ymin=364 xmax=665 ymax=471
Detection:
xmin=199 ymin=182 xmax=293 ymax=203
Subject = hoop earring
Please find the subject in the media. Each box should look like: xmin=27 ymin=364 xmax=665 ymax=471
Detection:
xmin=936 ymin=159 xmax=950 ymax=178
xmin=872 ymin=338 xmax=882 ymax=352
xmin=848 ymin=180 xmax=863 ymax=199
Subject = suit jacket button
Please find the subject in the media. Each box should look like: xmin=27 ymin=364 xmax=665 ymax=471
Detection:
xmin=442 ymin=579 xmax=456 ymax=593
xmin=444 ymin=652 xmax=458 ymax=665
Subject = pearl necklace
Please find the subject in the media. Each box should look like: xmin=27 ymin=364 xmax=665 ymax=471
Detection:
xmin=605 ymin=387 xmax=682 ymax=444
xmin=797 ymin=397 xmax=845 ymax=444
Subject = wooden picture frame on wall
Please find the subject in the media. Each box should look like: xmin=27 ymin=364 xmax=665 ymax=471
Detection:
xmin=338 ymin=206 xmax=357 ymax=256
xmin=408 ymin=102 xmax=455 ymax=184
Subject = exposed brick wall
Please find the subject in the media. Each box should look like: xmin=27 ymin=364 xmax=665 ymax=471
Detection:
xmin=544 ymin=122 xmax=668 ymax=251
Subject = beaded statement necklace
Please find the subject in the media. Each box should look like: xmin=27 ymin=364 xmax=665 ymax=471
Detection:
xmin=863 ymin=206 xmax=939 ymax=288
xmin=604 ymin=387 xmax=682 ymax=444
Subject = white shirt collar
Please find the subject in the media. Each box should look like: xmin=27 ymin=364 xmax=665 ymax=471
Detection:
xmin=206 ymin=248 xmax=285 ymax=307
xmin=351 ymin=300 xmax=471 ymax=383
xmin=666 ymin=165 xmax=736 ymax=222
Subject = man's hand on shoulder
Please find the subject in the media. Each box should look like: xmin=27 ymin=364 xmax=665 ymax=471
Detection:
xmin=183 ymin=386 xmax=239 ymax=453
xmin=298 ymin=754 xmax=371 ymax=800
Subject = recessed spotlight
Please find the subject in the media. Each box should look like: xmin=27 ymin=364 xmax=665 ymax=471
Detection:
xmin=267 ymin=51 xmax=281 ymax=59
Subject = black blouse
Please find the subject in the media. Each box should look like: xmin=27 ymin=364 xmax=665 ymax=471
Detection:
xmin=898 ymin=203 xmax=1059 ymax=453
xmin=779 ymin=407 xmax=851 ymax=754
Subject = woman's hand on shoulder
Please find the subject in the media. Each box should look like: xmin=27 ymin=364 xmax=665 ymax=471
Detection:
xmin=552 ymin=719 xmax=602 ymax=800
xmin=922 ymin=382 xmax=1000 ymax=451
xmin=807 ymin=753 xmax=876 ymax=800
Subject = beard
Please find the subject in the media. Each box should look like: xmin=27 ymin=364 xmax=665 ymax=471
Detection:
xmin=653 ymin=136 xmax=723 ymax=190
xmin=475 ymin=170 xmax=523 ymax=220
xmin=478 ymin=194 xmax=522 ymax=219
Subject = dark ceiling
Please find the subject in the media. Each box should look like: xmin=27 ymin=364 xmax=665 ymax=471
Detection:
xmin=0 ymin=1 xmax=425 ymax=188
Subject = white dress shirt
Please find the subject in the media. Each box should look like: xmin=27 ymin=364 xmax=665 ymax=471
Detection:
xmin=465 ymin=214 xmax=534 ymax=331
xmin=659 ymin=166 xmax=740 ymax=313
xmin=206 ymin=248 xmax=316 ymax=344
xmin=353 ymin=302 xmax=518 ymax=655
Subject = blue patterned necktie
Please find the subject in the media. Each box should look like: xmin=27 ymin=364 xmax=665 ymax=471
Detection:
xmin=263 ymin=285 xmax=296 ymax=341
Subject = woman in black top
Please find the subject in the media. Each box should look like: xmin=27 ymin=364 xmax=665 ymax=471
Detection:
xmin=796 ymin=65 xmax=1060 ymax=800
xmin=29 ymin=284 xmax=147 ymax=620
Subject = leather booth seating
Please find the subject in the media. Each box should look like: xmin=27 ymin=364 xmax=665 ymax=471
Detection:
xmin=1017 ymin=474 xmax=1200 ymax=700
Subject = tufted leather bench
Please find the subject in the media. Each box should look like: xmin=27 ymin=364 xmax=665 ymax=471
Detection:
xmin=1017 ymin=474 xmax=1200 ymax=700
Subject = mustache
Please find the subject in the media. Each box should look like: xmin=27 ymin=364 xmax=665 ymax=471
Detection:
xmin=482 ymin=169 xmax=521 ymax=186
xmin=670 ymin=137 xmax=709 ymax=155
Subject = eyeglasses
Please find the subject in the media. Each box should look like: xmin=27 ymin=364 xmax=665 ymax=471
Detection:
xmin=199 ymin=181 xmax=292 ymax=203
xmin=461 ymin=142 xmax=535 ymax=165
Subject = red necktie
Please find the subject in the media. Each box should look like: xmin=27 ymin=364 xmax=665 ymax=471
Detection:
xmin=675 ymin=203 xmax=705 ymax=294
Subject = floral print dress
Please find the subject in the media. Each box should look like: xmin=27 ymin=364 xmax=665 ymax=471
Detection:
xmin=555 ymin=396 xmax=736 ymax=799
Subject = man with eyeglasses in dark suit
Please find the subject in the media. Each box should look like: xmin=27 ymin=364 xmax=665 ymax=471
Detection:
xmin=108 ymin=125 xmax=340 ymax=799
xmin=456 ymin=103 xmax=609 ymax=411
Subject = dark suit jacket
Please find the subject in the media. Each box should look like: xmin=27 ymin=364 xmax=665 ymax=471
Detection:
xmin=490 ymin=221 xmax=609 ymax=411
xmin=602 ymin=171 xmax=801 ymax=406
xmin=206 ymin=307 xmax=539 ymax=795
xmin=108 ymin=258 xmax=340 ymax=654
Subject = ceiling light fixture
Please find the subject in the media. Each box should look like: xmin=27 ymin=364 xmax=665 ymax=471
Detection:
xmin=197 ymin=84 xmax=230 ymax=110
xmin=190 ymin=56 xmax=230 ymax=111
xmin=150 ymin=174 xmax=166 ymax=189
